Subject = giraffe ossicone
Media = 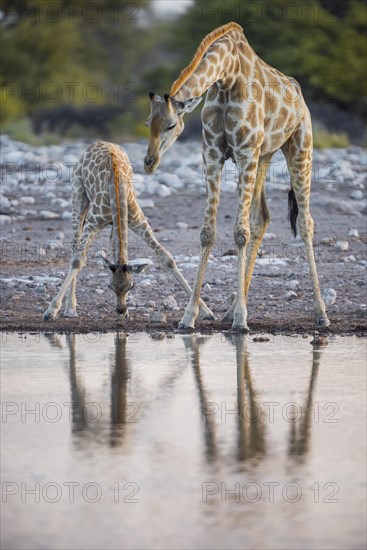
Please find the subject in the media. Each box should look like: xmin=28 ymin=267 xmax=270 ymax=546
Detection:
xmin=43 ymin=141 xmax=214 ymax=322
xmin=145 ymin=21 xmax=330 ymax=331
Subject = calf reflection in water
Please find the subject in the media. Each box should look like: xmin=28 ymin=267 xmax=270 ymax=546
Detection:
xmin=45 ymin=332 xmax=131 ymax=447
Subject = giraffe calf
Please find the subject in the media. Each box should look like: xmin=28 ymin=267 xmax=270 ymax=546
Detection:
xmin=43 ymin=141 xmax=214 ymax=322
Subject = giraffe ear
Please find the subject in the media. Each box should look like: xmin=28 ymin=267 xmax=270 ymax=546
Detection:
xmin=127 ymin=259 xmax=153 ymax=273
xmin=149 ymin=92 xmax=162 ymax=102
xmin=99 ymin=254 xmax=116 ymax=272
xmin=171 ymin=96 xmax=203 ymax=114
xmin=128 ymin=263 xmax=149 ymax=274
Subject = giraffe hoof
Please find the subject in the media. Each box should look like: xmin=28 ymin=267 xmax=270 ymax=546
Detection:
xmin=43 ymin=311 xmax=55 ymax=322
xmin=201 ymin=312 xmax=215 ymax=321
xmin=222 ymin=311 xmax=234 ymax=323
xmin=178 ymin=319 xmax=196 ymax=330
xmin=231 ymin=323 xmax=249 ymax=333
xmin=316 ymin=316 xmax=330 ymax=327
xmin=63 ymin=310 xmax=78 ymax=318
xmin=177 ymin=324 xmax=195 ymax=333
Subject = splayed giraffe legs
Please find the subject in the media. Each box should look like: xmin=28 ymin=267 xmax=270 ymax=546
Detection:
xmin=129 ymin=205 xmax=215 ymax=320
xmin=223 ymin=154 xmax=272 ymax=322
xmin=179 ymin=156 xmax=223 ymax=328
xmin=283 ymin=126 xmax=329 ymax=327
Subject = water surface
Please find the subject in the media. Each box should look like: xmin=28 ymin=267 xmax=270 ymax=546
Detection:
xmin=1 ymin=333 xmax=366 ymax=549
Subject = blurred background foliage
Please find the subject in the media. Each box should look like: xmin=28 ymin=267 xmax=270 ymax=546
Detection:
xmin=0 ymin=0 xmax=366 ymax=146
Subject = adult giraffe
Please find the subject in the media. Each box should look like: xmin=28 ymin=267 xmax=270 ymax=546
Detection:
xmin=144 ymin=22 xmax=329 ymax=330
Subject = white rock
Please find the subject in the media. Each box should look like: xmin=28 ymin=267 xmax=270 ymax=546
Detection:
xmin=348 ymin=228 xmax=359 ymax=238
xmin=0 ymin=215 xmax=12 ymax=225
xmin=140 ymin=279 xmax=152 ymax=288
xmin=176 ymin=222 xmax=189 ymax=230
xmin=38 ymin=210 xmax=60 ymax=220
xmin=285 ymin=290 xmax=297 ymax=300
xmin=139 ymin=199 xmax=155 ymax=209
xmin=62 ymin=211 xmax=72 ymax=220
xmin=288 ymin=280 xmax=299 ymax=290
xmin=156 ymin=184 xmax=171 ymax=198
xmin=95 ymin=289 xmax=104 ymax=295
xmin=51 ymin=198 xmax=69 ymax=208
xmin=158 ymin=173 xmax=182 ymax=187
xmin=25 ymin=173 xmax=38 ymax=184
xmin=5 ymin=151 xmax=25 ymax=163
xmin=174 ymin=166 xmax=199 ymax=180
xmin=63 ymin=154 xmax=79 ymax=164
xmin=334 ymin=240 xmax=349 ymax=251
xmin=257 ymin=257 xmax=287 ymax=267
xmin=20 ymin=209 xmax=37 ymax=217
xmin=322 ymin=288 xmax=337 ymax=305
xmin=350 ymin=190 xmax=364 ymax=200
xmin=150 ymin=310 xmax=167 ymax=323
xmin=145 ymin=179 xmax=159 ymax=195
xmin=45 ymin=241 xmax=63 ymax=250
xmin=337 ymin=160 xmax=355 ymax=182
xmin=162 ymin=295 xmax=178 ymax=310
xmin=263 ymin=232 xmax=277 ymax=240
xmin=20 ymin=196 xmax=35 ymax=204
xmin=0 ymin=195 xmax=11 ymax=209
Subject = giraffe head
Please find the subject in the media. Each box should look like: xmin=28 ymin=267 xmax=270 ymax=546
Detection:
xmin=144 ymin=92 xmax=202 ymax=173
xmin=101 ymin=257 xmax=148 ymax=316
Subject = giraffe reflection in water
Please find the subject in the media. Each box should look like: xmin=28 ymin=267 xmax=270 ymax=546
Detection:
xmin=44 ymin=333 xmax=324 ymax=462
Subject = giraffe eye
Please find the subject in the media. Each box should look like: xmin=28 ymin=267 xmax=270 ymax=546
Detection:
xmin=166 ymin=123 xmax=177 ymax=131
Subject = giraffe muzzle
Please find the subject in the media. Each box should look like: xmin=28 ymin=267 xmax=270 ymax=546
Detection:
xmin=116 ymin=305 xmax=128 ymax=317
xmin=144 ymin=155 xmax=159 ymax=174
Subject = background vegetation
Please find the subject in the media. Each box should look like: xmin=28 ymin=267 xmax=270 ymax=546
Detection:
xmin=1 ymin=0 xmax=366 ymax=146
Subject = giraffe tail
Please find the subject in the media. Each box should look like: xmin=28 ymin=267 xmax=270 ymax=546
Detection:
xmin=288 ymin=187 xmax=298 ymax=238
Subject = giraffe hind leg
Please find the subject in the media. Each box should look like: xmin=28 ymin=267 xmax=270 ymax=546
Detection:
xmin=282 ymin=129 xmax=329 ymax=327
xmin=223 ymin=155 xmax=271 ymax=322
xmin=64 ymin=183 xmax=90 ymax=318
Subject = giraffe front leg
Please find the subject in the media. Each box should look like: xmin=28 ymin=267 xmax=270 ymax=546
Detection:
xmin=231 ymin=234 xmax=249 ymax=331
xmin=43 ymin=261 xmax=81 ymax=321
xmin=43 ymin=222 xmax=100 ymax=321
xmin=230 ymin=155 xmax=259 ymax=331
xmin=179 ymin=226 xmax=216 ymax=328
xmin=64 ymin=275 xmax=78 ymax=317
xmin=179 ymin=159 xmax=222 ymax=329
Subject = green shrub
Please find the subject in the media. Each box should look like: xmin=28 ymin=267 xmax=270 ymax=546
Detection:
xmin=313 ymin=129 xmax=350 ymax=148
xmin=1 ymin=118 xmax=62 ymax=146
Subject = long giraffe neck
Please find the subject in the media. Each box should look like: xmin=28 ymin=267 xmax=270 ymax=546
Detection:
xmin=170 ymin=22 xmax=244 ymax=102
xmin=110 ymin=151 xmax=128 ymax=265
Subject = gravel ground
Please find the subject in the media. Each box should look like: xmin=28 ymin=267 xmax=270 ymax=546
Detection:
xmin=0 ymin=135 xmax=366 ymax=335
